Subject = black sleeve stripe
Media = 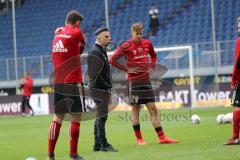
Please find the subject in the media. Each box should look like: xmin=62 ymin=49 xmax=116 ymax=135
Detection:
xmin=237 ymin=57 xmax=240 ymax=69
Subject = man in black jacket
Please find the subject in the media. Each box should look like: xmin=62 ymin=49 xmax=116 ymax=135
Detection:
xmin=87 ymin=28 xmax=117 ymax=152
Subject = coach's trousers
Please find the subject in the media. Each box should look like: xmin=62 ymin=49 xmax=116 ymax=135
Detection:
xmin=94 ymin=113 xmax=108 ymax=147
xmin=90 ymin=88 xmax=110 ymax=147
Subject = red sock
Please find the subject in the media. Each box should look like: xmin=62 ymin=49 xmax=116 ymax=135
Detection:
xmin=135 ymin=130 xmax=143 ymax=140
xmin=133 ymin=124 xmax=143 ymax=139
xmin=69 ymin=121 xmax=80 ymax=156
xmin=48 ymin=121 xmax=61 ymax=155
xmin=155 ymin=126 xmax=165 ymax=139
xmin=232 ymin=110 xmax=240 ymax=139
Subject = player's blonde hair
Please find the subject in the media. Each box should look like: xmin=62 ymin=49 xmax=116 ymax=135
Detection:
xmin=131 ymin=23 xmax=144 ymax=33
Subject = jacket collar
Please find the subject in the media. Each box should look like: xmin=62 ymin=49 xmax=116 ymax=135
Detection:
xmin=95 ymin=42 xmax=107 ymax=52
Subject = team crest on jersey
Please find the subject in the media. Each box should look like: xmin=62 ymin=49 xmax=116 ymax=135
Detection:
xmin=138 ymin=47 xmax=143 ymax=52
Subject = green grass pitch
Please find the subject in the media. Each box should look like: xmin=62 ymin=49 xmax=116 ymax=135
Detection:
xmin=0 ymin=107 xmax=240 ymax=160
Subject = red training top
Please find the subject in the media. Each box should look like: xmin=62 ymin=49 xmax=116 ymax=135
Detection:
xmin=52 ymin=25 xmax=85 ymax=84
xmin=110 ymin=38 xmax=157 ymax=82
xmin=22 ymin=76 xmax=33 ymax=96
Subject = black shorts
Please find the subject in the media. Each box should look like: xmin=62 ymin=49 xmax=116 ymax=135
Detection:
xmin=22 ymin=96 xmax=30 ymax=104
xmin=231 ymin=84 xmax=240 ymax=107
xmin=128 ymin=81 xmax=155 ymax=105
xmin=54 ymin=83 xmax=86 ymax=114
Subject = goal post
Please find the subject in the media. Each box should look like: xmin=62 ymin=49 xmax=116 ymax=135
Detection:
xmin=154 ymin=46 xmax=195 ymax=108
xmin=104 ymin=45 xmax=196 ymax=109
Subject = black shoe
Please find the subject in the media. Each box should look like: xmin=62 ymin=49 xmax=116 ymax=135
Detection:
xmin=46 ymin=153 xmax=55 ymax=160
xmin=100 ymin=143 xmax=118 ymax=152
xmin=93 ymin=145 xmax=101 ymax=152
xmin=70 ymin=154 xmax=84 ymax=160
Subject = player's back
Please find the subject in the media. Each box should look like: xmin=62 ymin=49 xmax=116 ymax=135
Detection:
xmin=52 ymin=25 xmax=84 ymax=84
xmin=52 ymin=25 xmax=82 ymax=68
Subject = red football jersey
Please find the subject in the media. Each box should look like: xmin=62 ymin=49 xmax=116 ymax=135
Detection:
xmin=110 ymin=38 xmax=157 ymax=82
xmin=22 ymin=76 xmax=33 ymax=96
xmin=52 ymin=25 xmax=85 ymax=84
xmin=232 ymin=37 xmax=240 ymax=87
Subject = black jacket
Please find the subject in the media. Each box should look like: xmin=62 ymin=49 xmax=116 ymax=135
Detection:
xmin=87 ymin=43 xmax=112 ymax=90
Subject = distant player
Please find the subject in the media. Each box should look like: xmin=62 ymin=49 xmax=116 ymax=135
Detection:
xmin=225 ymin=16 xmax=240 ymax=145
xmin=110 ymin=23 xmax=178 ymax=145
xmin=47 ymin=10 xmax=86 ymax=160
xmin=20 ymin=72 xmax=34 ymax=116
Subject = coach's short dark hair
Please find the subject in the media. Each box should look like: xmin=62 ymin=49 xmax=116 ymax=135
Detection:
xmin=65 ymin=10 xmax=84 ymax=25
xmin=95 ymin=28 xmax=109 ymax=36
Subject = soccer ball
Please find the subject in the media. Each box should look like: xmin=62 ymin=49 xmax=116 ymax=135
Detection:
xmin=25 ymin=157 xmax=37 ymax=160
xmin=191 ymin=114 xmax=200 ymax=124
xmin=225 ymin=112 xmax=233 ymax=123
xmin=216 ymin=114 xmax=226 ymax=124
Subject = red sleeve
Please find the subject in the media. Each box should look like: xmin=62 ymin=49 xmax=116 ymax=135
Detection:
xmin=148 ymin=41 xmax=157 ymax=69
xmin=77 ymin=30 xmax=86 ymax=54
xmin=109 ymin=43 xmax=128 ymax=72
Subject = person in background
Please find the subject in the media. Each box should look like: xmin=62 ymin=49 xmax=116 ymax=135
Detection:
xmin=149 ymin=5 xmax=159 ymax=36
xmin=20 ymin=72 xmax=34 ymax=116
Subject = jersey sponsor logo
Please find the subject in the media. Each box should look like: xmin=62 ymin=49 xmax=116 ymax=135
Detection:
xmin=134 ymin=55 xmax=148 ymax=59
xmin=53 ymin=40 xmax=68 ymax=53
xmin=138 ymin=47 xmax=143 ymax=52
xmin=57 ymin=34 xmax=72 ymax=38
xmin=133 ymin=50 xmax=137 ymax=55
